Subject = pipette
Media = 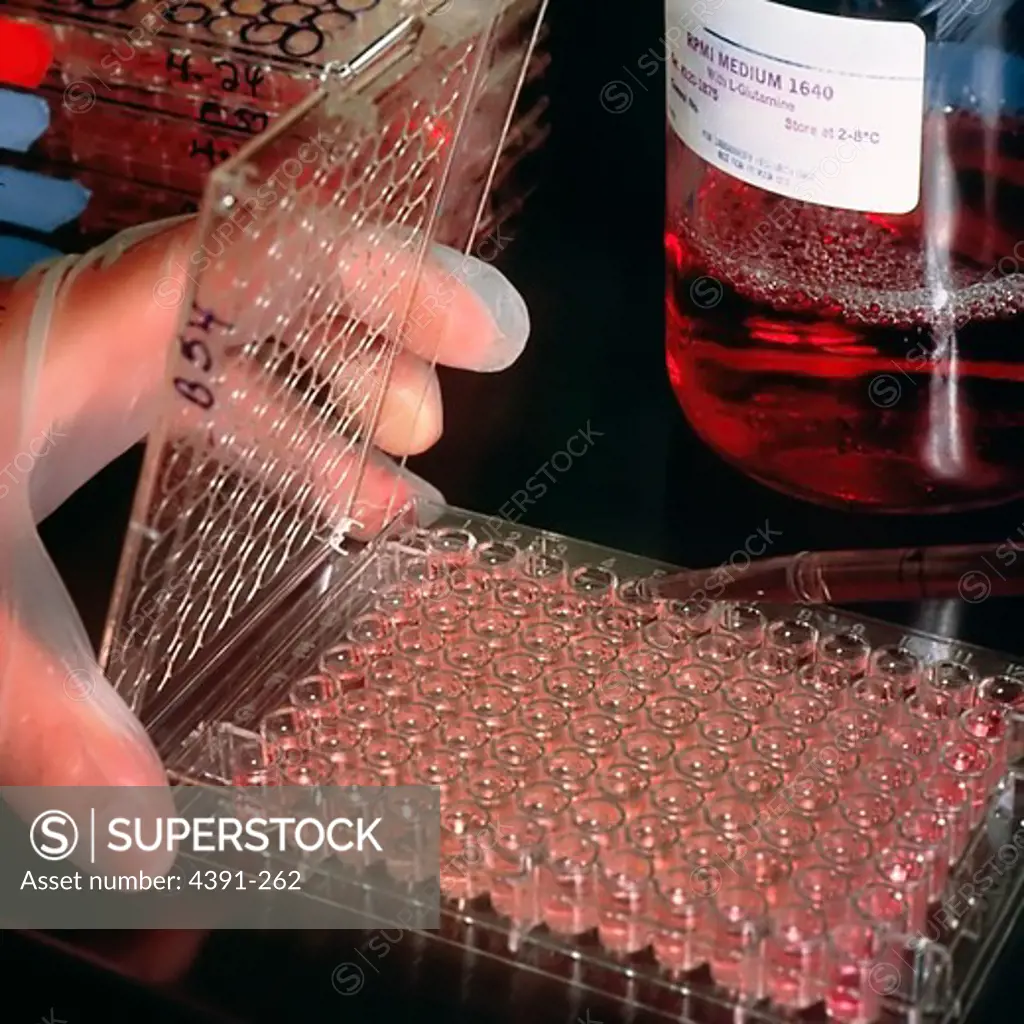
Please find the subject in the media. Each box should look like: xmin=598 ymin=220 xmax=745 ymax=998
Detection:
xmin=649 ymin=543 xmax=1024 ymax=604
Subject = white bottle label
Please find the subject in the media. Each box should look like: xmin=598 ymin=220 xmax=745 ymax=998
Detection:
xmin=666 ymin=0 xmax=927 ymax=214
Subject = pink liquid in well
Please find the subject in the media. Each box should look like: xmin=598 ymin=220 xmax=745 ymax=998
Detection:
xmin=826 ymin=964 xmax=880 ymax=1024
xmin=652 ymin=927 xmax=707 ymax=973
xmin=597 ymin=907 xmax=650 ymax=955
xmin=650 ymin=868 xmax=709 ymax=972
xmin=490 ymin=870 xmax=536 ymax=923
xmin=709 ymin=935 xmax=763 ymax=998
xmin=766 ymin=943 xmax=824 ymax=1010
xmin=235 ymin=532 xmax=1011 ymax=1023
xmin=763 ymin=902 xmax=827 ymax=1009
xmin=541 ymin=883 xmax=598 ymax=935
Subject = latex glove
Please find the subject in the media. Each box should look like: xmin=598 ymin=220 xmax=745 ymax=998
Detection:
xmin=0 ymin=215 xmax=529 ymax=805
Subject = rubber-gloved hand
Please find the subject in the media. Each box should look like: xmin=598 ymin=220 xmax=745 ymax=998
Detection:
xmin=0 ymin=216 xmax=529 ymax=803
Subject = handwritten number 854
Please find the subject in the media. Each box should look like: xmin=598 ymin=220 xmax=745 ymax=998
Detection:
xmin=174 ymin=304 xmax=226 ymax=411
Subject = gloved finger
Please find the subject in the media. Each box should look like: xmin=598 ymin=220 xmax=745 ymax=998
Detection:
xmin=370 ymin=350 xmax=442 ymax=456
xmin=0 ymin=526 xmax=176 ymax=876
xmin=315 ymin=345 xmax=443 ymax=458
xmin=161 ymin=215 xmax=530 ymax=373
xmin=261 ymin=323 xmax=443 ymax=456
xmin=350 ymin=450 xmax=446 ymax=539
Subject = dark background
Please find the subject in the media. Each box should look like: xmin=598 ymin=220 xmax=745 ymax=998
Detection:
xmin=10 ymin=0 xmax=1024 ymax=1020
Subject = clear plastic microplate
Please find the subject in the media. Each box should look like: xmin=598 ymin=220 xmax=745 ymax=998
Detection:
xmin=117 ymin=501 xmax=1024 ymax=1023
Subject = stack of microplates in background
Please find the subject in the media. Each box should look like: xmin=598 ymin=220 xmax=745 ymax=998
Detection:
xmin=161 ymin=509 xmax=1024 ymax=1024
xmin=0 ymin=13 xmax=75 ymax=273
xmin=0 ymin=0 xmax=549 ymax=247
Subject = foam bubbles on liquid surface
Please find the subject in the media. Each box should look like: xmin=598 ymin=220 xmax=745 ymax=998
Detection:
xmin=682 ymin=179 xmax=1024 ymax=329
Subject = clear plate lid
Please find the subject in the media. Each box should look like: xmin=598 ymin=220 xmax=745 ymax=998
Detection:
xmin=95 ymin=0 xmax=547 ymax=723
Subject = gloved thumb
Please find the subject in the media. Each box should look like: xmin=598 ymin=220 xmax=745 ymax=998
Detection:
xmin=0 ymin=529 xmax=167 ymax=789
xmin=0 ymin=520 xmax=176 ymax=880
xmin=0 ymin=522 xmax=176 ymax=875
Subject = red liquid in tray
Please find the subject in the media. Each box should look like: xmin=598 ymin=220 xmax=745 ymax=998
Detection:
xmin=665 ymin=118 xmax=1024 ymax=512
xmin=826 ymin=964 xmax=880 ymax=1024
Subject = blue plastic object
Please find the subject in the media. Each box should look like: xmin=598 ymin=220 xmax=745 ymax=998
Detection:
xmin=0 ymin=87 xmax=50 ymax=152
xmin=0 ymin=167 xmax=90 ymax=232
xmin=0 ymin=234 xmax=60 ymax=277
